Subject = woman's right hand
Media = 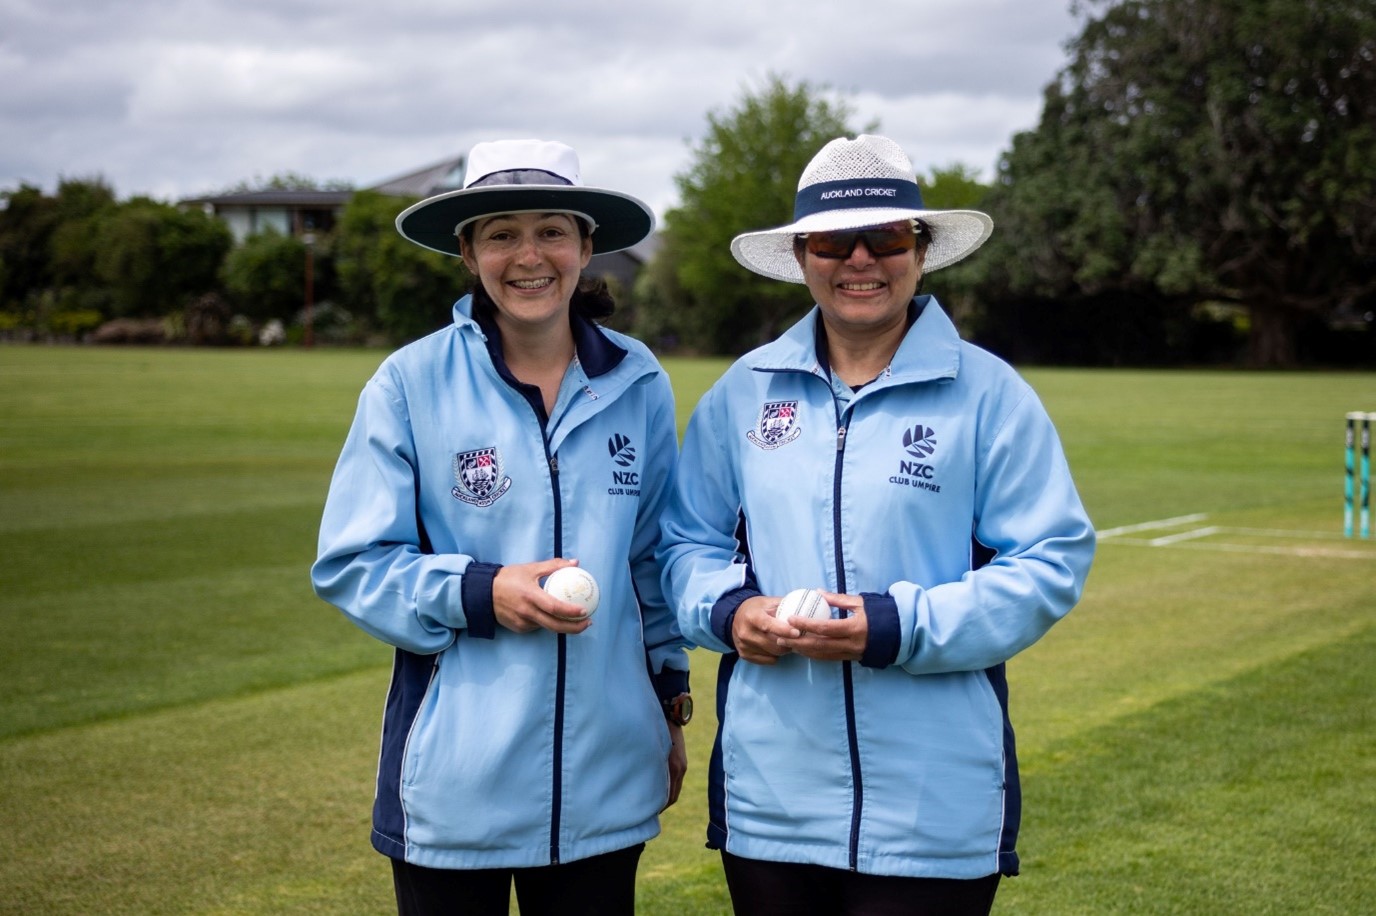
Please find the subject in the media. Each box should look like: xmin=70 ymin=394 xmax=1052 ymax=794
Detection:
xmin=492 ymin=559 xmax=596 ymax=635
xmin=731 ymin=595 xmax=798 ymax=665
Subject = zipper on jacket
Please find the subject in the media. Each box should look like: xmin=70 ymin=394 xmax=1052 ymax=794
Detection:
xmin=832 ymin=415 xmax=864 ymax=871
xmin=503 ymin=368 xmax=571 ymax=866
xmin=548 ymin=445 xmax=567 ymax=865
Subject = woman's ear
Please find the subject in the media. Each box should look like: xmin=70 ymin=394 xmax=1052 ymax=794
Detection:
xmin=458 ymin=236 xmax=477 ymax=275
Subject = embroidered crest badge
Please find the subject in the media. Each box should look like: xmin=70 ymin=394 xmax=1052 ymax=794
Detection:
xmin=747 ymin=400 xmax=802 ymax=450
xmin=451 ymin=447 xmax=513 ymax=507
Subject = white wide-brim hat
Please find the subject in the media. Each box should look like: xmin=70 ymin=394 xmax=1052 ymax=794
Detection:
xmin=730 ymin=134 xmax=994 ymax=283
xmin=396 ymin=139 xmax=655 ymax=257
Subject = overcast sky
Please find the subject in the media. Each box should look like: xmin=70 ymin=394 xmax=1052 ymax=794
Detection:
xmin=2 ymin=0 xmax=1084 ymax=219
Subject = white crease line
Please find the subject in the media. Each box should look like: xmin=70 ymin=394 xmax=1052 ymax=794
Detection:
xmin=1098 ymin=514 xmax=1209 ymax=539
xmin=1214 ymin=527 xmax=1352 ymax=541
xmin=1103 ymin=537 xmax=1376 ymax=560
xmin=1172 ymin=541 xmax=1376 ymax=561
xmin=1149 ymin=526 xmax=1221 ymax=546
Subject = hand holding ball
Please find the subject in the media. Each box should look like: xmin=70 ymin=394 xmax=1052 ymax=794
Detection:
xmin=543 ymin=566 xmax=600 ymax=620
xmin=774 ymin=588 xmax=830 ymax=622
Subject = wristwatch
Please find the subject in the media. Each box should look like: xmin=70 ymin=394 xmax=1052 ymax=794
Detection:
xmin=662 ymin=692 xmax=693 ymax=726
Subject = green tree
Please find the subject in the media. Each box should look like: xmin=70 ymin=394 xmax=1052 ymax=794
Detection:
xmin=218 ymin=172 xmax=355 ymax=193
xmin=919 ymin=164 xmax=988 ymax=211
xmin=90 ymin=198 xmax=232 ymax=317
xmin=0 ymin=185 xmax=60 ymax=318
xmin=914 ymin=165 xmax=993 ymax=331
xmin=983 ymin=0 xmax=1376 ymax=366
xmin=334 ymin=190 xmax=464 ymax=344
xmin=653 ymin=75 xmax=870 ymax=353
xmin=48 ymin=179 xmax=119 ymax=316
xmin=221 ymin=229 xmax=310 ymax=323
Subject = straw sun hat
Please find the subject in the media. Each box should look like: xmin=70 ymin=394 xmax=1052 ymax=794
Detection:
xmin=396 ymin=139 xmax=655 ymax=257
xmin=730 ymin=134 xmax=994 ymax=283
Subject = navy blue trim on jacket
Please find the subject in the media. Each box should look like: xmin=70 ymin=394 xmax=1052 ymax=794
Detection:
xmin=706 ymin=652 xmax=738 ymax=851
xmin=461 ymin=562 xmax=501 ymax=639
xmin=710 ymin=586 xmax=760 ymax=651
xmin=859 ymin=592 xmax=900 ymax=668
xmin=971 ymin=533 xmax=1020 ymax=876
xmin=474 ymin=305 xmax=628 ymax=384
xmin=985 ymin=661 xmax=1021 ymax=876
xmin=648 ymin=664 xmax=690 ymax=704
xmin=372 ymin=649 xmax=438 ymax=859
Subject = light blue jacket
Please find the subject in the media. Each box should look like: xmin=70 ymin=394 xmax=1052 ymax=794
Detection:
xmin=313 ymin=295 xmax=688 ymax=869
xmin=658 ymin=297 xmax=1094 ymax=879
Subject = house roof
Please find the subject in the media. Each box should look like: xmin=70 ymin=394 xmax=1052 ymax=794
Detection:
xmin=179 ymin=189 xmax=353 ymax=208
xmin=368 ymin=156 xmax=467 ymax=199
xmin=178 ymin=155 xmax=467 ymax=210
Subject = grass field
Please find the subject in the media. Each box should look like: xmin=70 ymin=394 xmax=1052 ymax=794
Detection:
xmin=1 ymin=345 xmax=1372 ymax=914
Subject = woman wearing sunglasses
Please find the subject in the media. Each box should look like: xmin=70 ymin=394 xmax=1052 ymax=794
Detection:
xmin=658 ymin=134 xmax=1095 ymax=915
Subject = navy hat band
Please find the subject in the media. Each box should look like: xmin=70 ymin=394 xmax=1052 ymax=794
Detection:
xmin=794 ymin=178 xmax=925 ymax=221
xmin=469 ymin=168 xmax=573 ymax=188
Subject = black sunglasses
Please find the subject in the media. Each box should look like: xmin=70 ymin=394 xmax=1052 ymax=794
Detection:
xmin=798 ymin=223 xmax=921 ymax=259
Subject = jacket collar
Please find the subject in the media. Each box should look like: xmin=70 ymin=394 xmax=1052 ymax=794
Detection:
xmin=453 ymin=294 xmax=628 ymax=380
xmin=745 ymin=294 xmax=962 ymax=384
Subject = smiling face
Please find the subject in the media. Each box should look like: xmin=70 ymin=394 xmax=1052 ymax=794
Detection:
xmin=459 ymin=212 xmax=593 ymax=334
xmin=795 ymin=221 xmax=927 ymax=340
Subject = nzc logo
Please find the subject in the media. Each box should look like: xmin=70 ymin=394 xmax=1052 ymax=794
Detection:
xmin=902 ymin=425 xmax=937 ymax=459
xmin=608 ymin=433 xmax=639 ymax=487
xmin=608 ymin=433 xmax=636 ymax=467
xmin=892 ymin=424 xmax=941 ymax=491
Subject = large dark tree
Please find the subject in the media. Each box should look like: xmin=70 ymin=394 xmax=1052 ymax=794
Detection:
xmin=982 ymin=0 xmax=1375 ymax=366
xmin=651 ymin=76 xmax=869 ymax=354
xmin=334 ymin=190 xmax=462 ymax=344
xmin=0 ymin=185 xmax=61 ymax=316
xmin=88 ymin=198 xmax=232 ymax=318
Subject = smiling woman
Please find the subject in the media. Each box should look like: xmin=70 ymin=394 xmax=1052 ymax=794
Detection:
xmin=658 ymin=134 xmax=1094 ymax=916
xmin=312 ymin=139 xmax=691 ymax=916
xmin=459 ymin=212 xmax=593 ymax=375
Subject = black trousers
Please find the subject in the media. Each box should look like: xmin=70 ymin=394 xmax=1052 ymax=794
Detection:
xmin=722 ymin=851 xmax=1000 ymax=916
xmin=391 ymin=844 xmax=644 ymax=916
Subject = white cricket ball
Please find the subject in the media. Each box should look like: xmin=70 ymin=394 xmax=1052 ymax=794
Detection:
xmin=543 ymin=566 xmax=600 ymax=619
xmin=774 ymin=587 xmax=830 ymax=621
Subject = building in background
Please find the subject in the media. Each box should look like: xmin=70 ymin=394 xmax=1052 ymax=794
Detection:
xmin=180 ymin=154 xmax=651 ymax=291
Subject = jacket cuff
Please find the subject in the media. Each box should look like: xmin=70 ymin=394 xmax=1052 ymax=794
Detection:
xmin=650 ymin=666 xmax=690 ymax=704
xmin=711 ymin=586 xmax=761 ymax=652
xmin=859 ymin=591 xmax=899 ymax=668
xmin=461 ymin=562 xmax=502 ymax=640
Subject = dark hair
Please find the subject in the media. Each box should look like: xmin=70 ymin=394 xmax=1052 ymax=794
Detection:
xmin=460 ymin=215 xmax=615 ymax=321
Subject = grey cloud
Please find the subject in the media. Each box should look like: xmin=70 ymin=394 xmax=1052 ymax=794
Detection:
xmin=1 ymin=0 xmax=1081 ymax=208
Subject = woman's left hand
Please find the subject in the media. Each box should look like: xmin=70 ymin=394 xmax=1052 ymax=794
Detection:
xmin=775 ymin=591 xmax=868 ymax=661
xmin=662 ymin=723 xmax=687 ymax=811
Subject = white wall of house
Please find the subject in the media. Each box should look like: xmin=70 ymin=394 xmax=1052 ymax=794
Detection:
xmin=220 ymin=208 xmax=292 ymax=243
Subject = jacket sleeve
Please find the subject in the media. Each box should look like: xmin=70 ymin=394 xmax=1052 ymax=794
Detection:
xmin=657 ymin=385 xmax=753 ymax=656
xmin=878 ymin=386 xmax=1095 ymax=675
xmin=631 ymin=373 xmax=691 ymax=699
xmin=311 ymin=372 xmax=494 ymax=655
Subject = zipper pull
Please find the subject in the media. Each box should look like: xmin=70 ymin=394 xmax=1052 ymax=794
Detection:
xmin=549 ymin=455 xmax=559 ymax=475
xmin=836 ymin=426 xmax=847 ymax=451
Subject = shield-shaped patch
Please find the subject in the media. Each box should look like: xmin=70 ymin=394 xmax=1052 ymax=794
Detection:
xmin=747 ymin=400 xmax=802 ymax=450
xmin=451 ymin=447 xmax=512 ymax=507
